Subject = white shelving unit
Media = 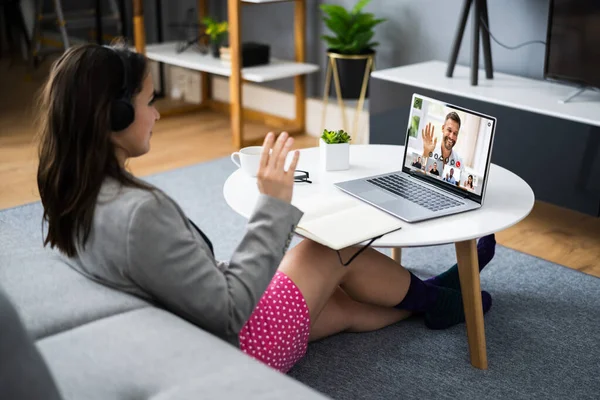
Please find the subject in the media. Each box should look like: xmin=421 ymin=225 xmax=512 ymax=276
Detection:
xmin=145 ymin=42 xmax=319 ymax=83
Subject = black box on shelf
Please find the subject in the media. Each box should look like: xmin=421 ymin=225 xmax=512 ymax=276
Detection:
xmin=242 ymin=42 xmax=270 ymax=67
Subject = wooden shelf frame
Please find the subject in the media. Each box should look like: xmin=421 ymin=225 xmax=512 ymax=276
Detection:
xmin=132 ymin=0 xmax=314 ymax=149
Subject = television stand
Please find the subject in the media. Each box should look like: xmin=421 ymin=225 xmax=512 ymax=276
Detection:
xmin=560 ymin=86 xmax=600 ymax=104
xmin=369 ymin=60 xmax=600 ymax=217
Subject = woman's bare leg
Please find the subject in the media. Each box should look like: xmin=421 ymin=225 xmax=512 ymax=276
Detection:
xmin=339 ymin=247 xmax=413 ymax=307
xmin=279 ymin=239 xmax=492 ymax=335
xmin=308 ymin=287 xmax=411 ymax=342
xmin=277 ymin=240 xmax=412 ymax=325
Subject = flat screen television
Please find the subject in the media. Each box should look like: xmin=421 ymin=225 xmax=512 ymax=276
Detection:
xmin=544 ymin=0 xmax=600 ymax=89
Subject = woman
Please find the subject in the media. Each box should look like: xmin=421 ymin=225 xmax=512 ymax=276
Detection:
xmin=36 ymin=43 xmax=496 ymax=374
xmin=465 ymin=175 xmax=475 ymax=190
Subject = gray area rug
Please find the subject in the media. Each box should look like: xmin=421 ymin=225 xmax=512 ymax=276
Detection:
xmin=1 ymin=156 xmax=599 ymax=400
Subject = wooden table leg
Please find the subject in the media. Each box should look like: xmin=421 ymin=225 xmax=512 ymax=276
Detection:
xmin=455 ymin=239 xmax=488 ymax=369
xmin=391 ymin=247 xmax=402 ymax=264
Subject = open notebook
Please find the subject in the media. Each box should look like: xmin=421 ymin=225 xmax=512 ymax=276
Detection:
xmin=292 ymin=190 xmax=404 ymax=250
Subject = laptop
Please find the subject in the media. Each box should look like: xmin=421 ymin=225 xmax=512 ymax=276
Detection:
xmin=334 ymin=93 xmax=497 ymax=223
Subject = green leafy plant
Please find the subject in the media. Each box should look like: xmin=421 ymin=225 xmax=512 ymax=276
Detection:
xmin=320 ymin=0 xmax=386 ymax=55
xmin=321 ymin=129 xmax=352 ymax=144
xmin=408 ymin=115 xmax=420 ymax=138
xmin=413 ymin=97 xmax=423 ymax=110
xmin=202 ymin=16 xmax=228 ymax=43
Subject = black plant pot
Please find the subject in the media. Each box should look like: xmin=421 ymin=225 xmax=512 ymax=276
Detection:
xmin=328 ymin=50 xmax=375 ymax=100
xmin=211 ymin=41 xmax=221 ymax=58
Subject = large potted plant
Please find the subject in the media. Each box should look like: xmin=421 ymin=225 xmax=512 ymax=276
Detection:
xmin=320 ymin=0 xmax=386 ymax=99
xmin=320 ymin=129 xmax=352 ymax=171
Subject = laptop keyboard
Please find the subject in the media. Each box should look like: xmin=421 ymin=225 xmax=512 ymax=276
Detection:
xmin=367 ymin=174 xmax=463 ymax=212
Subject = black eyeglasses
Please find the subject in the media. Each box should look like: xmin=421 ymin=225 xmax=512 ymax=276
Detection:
xmin=294 ymin=170 xmax=312 ymax=184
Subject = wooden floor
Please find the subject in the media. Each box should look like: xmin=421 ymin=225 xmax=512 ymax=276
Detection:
xmin=1 ymin=59 xmax=599 ymax=278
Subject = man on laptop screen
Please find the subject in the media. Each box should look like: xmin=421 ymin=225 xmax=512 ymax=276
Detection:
xmin=422 ymin=112 xmax=463 ymax=172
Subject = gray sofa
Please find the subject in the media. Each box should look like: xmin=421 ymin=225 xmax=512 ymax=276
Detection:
xmin=0 ymin=216 xmax=330 ymax=399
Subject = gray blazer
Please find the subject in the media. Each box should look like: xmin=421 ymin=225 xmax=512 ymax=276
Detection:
xmin=64 ymin=175 xmax=304 ymax=347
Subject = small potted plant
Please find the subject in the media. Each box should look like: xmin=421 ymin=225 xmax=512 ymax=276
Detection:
xmin=320 ymin=129 xmax=352 ymax=171
xmin=202 ymin=16 xmax=228 ymax=58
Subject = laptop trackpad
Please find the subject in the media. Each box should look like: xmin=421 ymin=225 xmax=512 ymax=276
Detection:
xmin=360 ymin=189 xmax=397 ymax=203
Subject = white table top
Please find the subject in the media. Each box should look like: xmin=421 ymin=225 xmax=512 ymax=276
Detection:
xmin=371 ymin=60 xmax=600 ymax=128
xmin=223 ymin=145 xmax=535 ymax=248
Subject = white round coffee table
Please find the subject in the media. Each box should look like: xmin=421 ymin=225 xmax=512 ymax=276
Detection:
xmin=223 ymin=144 xmax=535 ymax=369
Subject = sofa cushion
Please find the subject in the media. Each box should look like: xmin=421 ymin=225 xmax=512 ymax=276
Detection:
xmin=38 ymin=308 xmax=330 ymax=400
xmin=0 ymin=224 xmax=148 ymax=339
xmin=0 ymin=286 xmax=63 ymax=400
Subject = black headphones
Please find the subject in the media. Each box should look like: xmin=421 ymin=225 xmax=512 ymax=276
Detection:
xmin=105 ymin=46 xmax=135 ymax=132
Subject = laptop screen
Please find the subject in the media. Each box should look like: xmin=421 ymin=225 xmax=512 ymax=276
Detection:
xmin=402 ymin=94 xmax=496 ymax=201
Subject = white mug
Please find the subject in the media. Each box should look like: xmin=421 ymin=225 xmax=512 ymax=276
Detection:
xmin=231 ymin=146 xmax=263 ymax=177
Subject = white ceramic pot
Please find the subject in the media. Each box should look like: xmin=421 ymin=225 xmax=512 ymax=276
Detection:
xmin=320 ymin=139 xmax=350 ymax=171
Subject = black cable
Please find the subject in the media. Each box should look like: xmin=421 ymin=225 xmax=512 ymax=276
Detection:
xmin=480 ymin=15 xmax=546 ymax=50
xmin=336 ymin=235 xmax=383 ymax=267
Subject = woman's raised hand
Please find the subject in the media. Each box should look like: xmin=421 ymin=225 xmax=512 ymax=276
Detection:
xmin=256 ymin=132 xmax=300 ymax=204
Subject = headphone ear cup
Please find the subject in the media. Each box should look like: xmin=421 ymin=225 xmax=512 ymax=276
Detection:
xmin=110 ymin=99 xmax=135 ymax=131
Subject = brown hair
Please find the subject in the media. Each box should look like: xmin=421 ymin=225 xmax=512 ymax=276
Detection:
xmin=445 ymin=111 xmax=461 ymax=129
xmin=36 ymin=42 xmax=154 ymax=257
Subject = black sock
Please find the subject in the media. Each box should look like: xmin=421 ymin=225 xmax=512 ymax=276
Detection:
xmin=424 ymin=290 xmax=493 ymax=330
xmin=394 ymin=271 xmax=439 ymax=312
xmin=396 ymin=272 xmax=493 ymax=329
xmin=426 ymin=234 xmax=496 ymax=290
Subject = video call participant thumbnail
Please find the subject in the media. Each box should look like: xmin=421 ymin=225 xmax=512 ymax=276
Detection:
xmin=463 ymin=174 xmax=475 ymax=190
xmin=427 ymin=159 xmax=441 ymax=176
xmin=443 ymin=167 xmax=458 ymax=185
xmin=411 ymin=155 xmax=423 ymax=169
